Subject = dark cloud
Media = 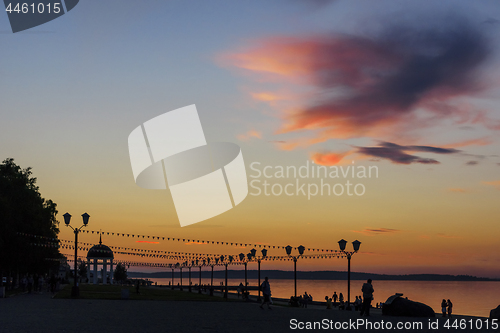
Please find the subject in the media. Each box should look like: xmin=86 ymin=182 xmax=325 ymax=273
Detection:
xmin=352 ymin=228 xmax=401 ymax=236
xmin=225 ymin=14 xmax=495 ymax=147
xmin=366 ymin=228 xmax=399 ymax=233
xmin=482 ymin=18 xmax=500 ymax=25
xmin=465 ymin=161 xmax=479 ymax=166
xmin=260 ymin=17 xmax=491 ymax=138
xmin=355 ymin=142 xmax=460 ymax=165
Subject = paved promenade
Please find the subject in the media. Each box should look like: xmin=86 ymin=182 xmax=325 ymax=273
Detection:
xmin=0 ymin=288 xmax=496 ymax=333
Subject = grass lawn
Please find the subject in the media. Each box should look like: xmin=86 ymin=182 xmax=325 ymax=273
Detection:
xmin=54 ymin=284 xmax=238 ymax=302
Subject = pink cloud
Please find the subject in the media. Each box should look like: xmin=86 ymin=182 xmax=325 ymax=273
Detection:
xmin=237 ymin=129 xmax=262 ymax=141
xmin=311 ymin=151 xmax=349 ymax=166
xmin=482 ymin=180 xmax=500 ymax=190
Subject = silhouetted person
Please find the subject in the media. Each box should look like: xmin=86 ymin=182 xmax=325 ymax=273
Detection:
xmin=360 ymin=279 xmax=374 ymax=316
xmin=33 ymin=274 xmax=39 ymax=293
xmin=441 ymin=299 xmax=447 ymax=317
xmin=339 ymin=292 xmax=344 ymax=308
xmin=260 ymin=277 xmax=272 ymax=309
xmin=37 ymin=275 xmax=43 ymax=292
xmin=27 ymin=275 xmax=33 ymax=293
xmin=354 ymin=295 xmax=362 ymax=310
xmin=21 ymin=276 xmax=27 ymax=292
xmin=50 ymin=274 xmax=56 ymax=294
xmin=238 ymin=282 xmax=244 ymax=298
xmin=447 ymin=299 xmax=453 ymax=318
xmin=303 ymin=292 xmax=309 ymax=308
xmin=332 ymin=291 xmax=338 ymax=306
xmin=325 ymin=296 xmax=332 ymax=309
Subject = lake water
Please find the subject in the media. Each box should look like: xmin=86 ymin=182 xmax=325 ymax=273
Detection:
xmin=146 ymin=277 xmax=499 ymax=317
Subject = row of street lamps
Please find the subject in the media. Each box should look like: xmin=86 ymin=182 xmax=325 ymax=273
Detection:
xmin=62 ymin=212 xmax=361 ymax=304
xmin=169 ymin=240 xmax=360 ymax=307
xmin=282 ymin=240 xmax=360 ymax=310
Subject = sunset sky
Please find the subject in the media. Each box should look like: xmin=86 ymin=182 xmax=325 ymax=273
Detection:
xmin=1 ymin=0 xmax=499 ymax=278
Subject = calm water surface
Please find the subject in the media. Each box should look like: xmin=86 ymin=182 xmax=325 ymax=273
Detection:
xmin=148 ymin=277 xmax=499 ymax=317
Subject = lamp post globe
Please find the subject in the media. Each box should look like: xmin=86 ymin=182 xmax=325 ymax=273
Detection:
xmin=82 ymin=212 xmax=90 ymax=226
xmin=338 ymin=239 xmax=347 ymax=251
xmin=352 ymin=240 xmax=361 ymax=252
xmin=63 ymin=212 xmax=71 ymax=225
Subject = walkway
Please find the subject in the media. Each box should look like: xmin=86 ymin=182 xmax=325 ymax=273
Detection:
xmin=0 ymin=286 xmax=495 ymax=333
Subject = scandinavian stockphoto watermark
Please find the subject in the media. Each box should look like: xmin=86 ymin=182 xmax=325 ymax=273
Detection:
xmin=128 ymin=105 xmax=249 ymax=227
xmin=249 ymin=161 xmax=378 ymax=199
xmin=3 ymin=0 xmax=79 ymax=33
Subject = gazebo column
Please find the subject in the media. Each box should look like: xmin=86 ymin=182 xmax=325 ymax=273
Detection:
xmin=110 ymin=261 xmax=114 ymax=285
xmin=87 ymin=260 xmax=90 ymax=283
xmin=93 ymin=260 xmax=98 ymax=284
xmin=103 ymin=259 xmax=108 ymax=284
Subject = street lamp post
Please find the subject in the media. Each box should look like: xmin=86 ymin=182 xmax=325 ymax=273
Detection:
xmin=338 ymin=239 xmax=361 ymax=310
xmin=63 ymin=212 xmax=89 ymax=298
xmin=222 ymin=255 xmax=233 ymax=299
xmin=246 ymin=253 xmax=253 ymax=295
xmin=253 ymin=248 xmax=266 ymax=302
xmin=220 ymin=255 xmax=228 ymax=298
xmin=239 ymin=253 xmax=249 ymax=296
xmin=211 ymin=258 xmax=216 ymax=291
xmin=179 ymin=264 xmax=183 ymax=291
xmin=285 ymin=245 xmax=305 ymax=298
xmin=188 ymin=263 xmax=192 ymax=292
xmin=198 ymin=260 xmax=202 ymax=294
xmin=171 ymin=265 xmax=174 ymax=289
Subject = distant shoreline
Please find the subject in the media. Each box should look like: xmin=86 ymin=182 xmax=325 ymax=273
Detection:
xmin=127 ymin=270 xmax=499 ymax=282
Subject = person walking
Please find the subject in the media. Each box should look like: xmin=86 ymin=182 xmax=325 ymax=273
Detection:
xmin=260 ymin=277 xmax=272 ymax=309
xmin=27 ymin=275 xmax=33 ymax=294
xmin=360 ymin=279 xmax=374 ymax=316
xmin=303 ymin=292 xmax=309 ymax=308
xmin=50 ymin=274 xmax=56 ymax=294
xmin=332 ymin=291 xmax=338 ymax=307
xmin=38 ymin=275 xmax=43 ymax=293
xmin=237 ymin=282 xmax=243 ymax=298
xmin=447 ymin=299 xmax=453 ymax=318
xmin=441 ymin=299 xmax=447 ymax=317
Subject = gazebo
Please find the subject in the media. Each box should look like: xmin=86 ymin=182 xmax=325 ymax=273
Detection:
xmin=86 ymin=235 xmax=114 ymax=284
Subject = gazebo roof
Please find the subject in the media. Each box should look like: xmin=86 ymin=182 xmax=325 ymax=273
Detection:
xmin=87 ymin=234 xmax=114 ymax=259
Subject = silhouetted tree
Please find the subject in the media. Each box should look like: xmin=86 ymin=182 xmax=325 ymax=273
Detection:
xmin=114 ymin=263 xmax=127 ymax=284
xmin=0 ymin=158 xmax=60 ymax=286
